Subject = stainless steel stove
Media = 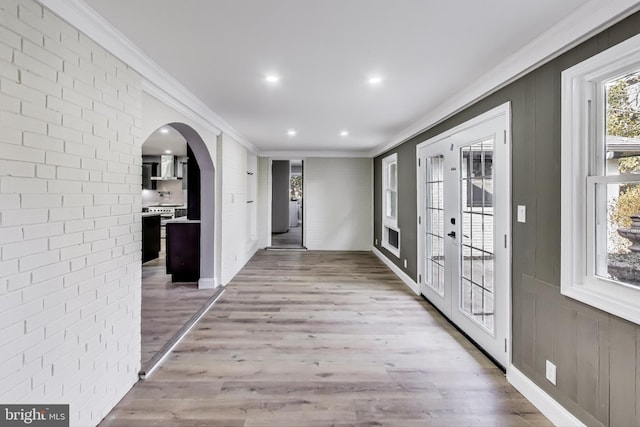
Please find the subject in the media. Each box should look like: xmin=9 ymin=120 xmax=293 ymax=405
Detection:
xmin=147 ymin=206 xmax=176 ymax=220
xmin=146 ymin=206 xmax=183 ymax=239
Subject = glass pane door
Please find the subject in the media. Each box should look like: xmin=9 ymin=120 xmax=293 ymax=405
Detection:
xmin=460 ymin=139 xmax=495 ymax=332
xmin=425 ymin=155 xmax=445 ymax=295
xmin=417 ymin=106 xmax=510 ymax=368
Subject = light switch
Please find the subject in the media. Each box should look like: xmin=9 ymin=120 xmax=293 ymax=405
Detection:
xmin=545 ymin=360 xmax=556 ymax=385
xmin=517 ymin=205 xmax=526 ymax=223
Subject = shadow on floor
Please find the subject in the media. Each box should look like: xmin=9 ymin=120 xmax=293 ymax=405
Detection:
xmin=271 ymin=224 xmax=304 ymax=248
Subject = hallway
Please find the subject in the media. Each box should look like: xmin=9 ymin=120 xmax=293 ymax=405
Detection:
xmin=271 ymin=225 xmax=303 ymax=248
xmin=100 ymin=250 xmax=550 ymax=426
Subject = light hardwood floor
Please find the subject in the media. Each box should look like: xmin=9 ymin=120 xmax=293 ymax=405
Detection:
xmin=141 ymin=248 xmax=218 ymax=369
xmin=271 ymin=224 xmax=303 ymax=248
xmin=101 ymin=250 xmax=551 ymax=427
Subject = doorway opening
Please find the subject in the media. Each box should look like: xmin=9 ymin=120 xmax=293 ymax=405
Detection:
xmin=139 ymin=123 xmax=220 ymax=378
xmin=271 ymin=159 xmax=304 ymax=248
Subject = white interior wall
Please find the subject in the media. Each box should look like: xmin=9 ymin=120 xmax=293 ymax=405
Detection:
xmin=0 ymin=1 xmax=142 ymax=425
xmin=303 ymin=158 xmax=373 ymax=250
xmin=246 ymin=152 xmax=258 ymax=251
xmin=219 ymin=133 xmax=258 ymax=284
xmin=257 ymin=157 xmax=271 ymax=248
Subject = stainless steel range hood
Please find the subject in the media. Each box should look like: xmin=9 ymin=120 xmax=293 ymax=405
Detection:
xmin=151 ymin=155 xmax=181 ymax=180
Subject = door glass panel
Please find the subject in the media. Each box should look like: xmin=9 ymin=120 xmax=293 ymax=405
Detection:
xmin=425 ymin=155 xmax=445 ymax=295
xmin=460 ymin=139 xmax=495 ymax=332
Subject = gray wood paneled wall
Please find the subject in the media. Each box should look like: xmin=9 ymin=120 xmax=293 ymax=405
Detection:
xmin=373 ymin=11 xmax=640 ymax=427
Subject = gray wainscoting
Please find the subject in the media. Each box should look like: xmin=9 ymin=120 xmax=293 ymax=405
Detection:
xmin=373 ymin=11 xmax=640 ymax=426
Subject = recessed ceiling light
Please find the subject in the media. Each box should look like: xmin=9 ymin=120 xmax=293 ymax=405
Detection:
xmin=340 ymin=130 xmax=349 ymax=137
xmin=287 ymin=129 xmax=296 ymax=137
xmin=160 ymin=128 xmax=169 ymax=134
xmin=165 ymin=150 xmax=172 ymax=154
xmin=368 ymin=76 xmax=383 ymax=85
xmin=265 ymin=75 xmax=280 ymax=83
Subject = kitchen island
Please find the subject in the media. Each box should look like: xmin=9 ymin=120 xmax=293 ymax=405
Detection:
xmin=165 ymin=218 xmax=200 ymax=282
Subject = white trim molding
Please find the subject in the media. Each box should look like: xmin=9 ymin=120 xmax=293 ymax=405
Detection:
xmin=37 ymin=0 xmax=258 ymax=155
xmin=561 ymin=32 xmax=640 ymax=326
xmin=260 ymin=150 xmax=372 ymax=158
xmin=142 ymin=80 xmax=221 ymax=139
xmin=198 ymin=277 xmax=218 ymax=289
xmin=141 ymin=288 xmax=226 ymax=379
xmin=373 ymin=247 xmax=418 ymax=295
xmin=507 ymin=366 xmax=585 ymax=427
xmin=370 ymin=0 xmax=640 ymax=157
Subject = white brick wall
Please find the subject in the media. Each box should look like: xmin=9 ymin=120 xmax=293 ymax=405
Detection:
xmin=0 ymin=1 xmax=142 ymax=426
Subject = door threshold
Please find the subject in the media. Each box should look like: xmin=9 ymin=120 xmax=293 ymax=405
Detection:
xmin=138 ymin=286 xmax=225 ymax=379
xmin=265 ymin=246 xmax=307 ymax=251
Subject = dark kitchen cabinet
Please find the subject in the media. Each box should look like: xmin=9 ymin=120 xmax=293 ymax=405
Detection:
xmin=142 ymin=214 xmax=161 ymax=263
xmin=142 ymin=162 xmax=158 ymax=190
xmin=187 ymin=145 xmax=200 ymax=220
xmin=166 ymin=220 xmax=200 ymax=282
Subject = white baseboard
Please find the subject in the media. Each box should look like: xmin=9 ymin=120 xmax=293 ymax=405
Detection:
xmin=198 ymin=277 xmax=217 ymax=289
xmin=507 ymin=365 xmax=585 ymax=427
xmin=371 ymin=249 xmax=582 ymax=426
xmin=372 ymin=247 xmax=419 ymax=295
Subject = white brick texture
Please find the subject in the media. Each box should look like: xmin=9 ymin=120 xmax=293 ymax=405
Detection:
xmin=0 ymin=2 xmax=142 ymax=426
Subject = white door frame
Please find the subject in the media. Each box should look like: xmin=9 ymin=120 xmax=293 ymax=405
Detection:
xmin=267 ymin=157 xmax=306 ymax=248
xmin=416 ymin=102 xmax=512 ymax=367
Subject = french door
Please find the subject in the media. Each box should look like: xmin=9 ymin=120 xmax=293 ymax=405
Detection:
xmin=417 ymin=106 xmax=510 ymax=367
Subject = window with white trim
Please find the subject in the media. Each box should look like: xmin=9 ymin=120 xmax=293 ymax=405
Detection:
xmin=562 ymin=33 xmax=640 ymax=325
xmin=382 ymin=153 xmax=400 ymax=257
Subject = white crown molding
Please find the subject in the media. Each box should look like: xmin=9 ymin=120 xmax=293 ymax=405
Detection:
xmin=260 ymin=150 xmax=371 ymax=159
xmin=370 ymin=0 xmax=640 ymax=158
xmin=142 ymin=80 xmax=220 ymax=138
xmin=37 ymin=0 xmax=258 ymax=154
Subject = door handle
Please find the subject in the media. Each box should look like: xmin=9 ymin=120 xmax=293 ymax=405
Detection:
xmin=447 ymin=231 xmax=456 ymax=238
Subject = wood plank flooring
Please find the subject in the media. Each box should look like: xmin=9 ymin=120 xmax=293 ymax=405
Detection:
xmin=101 ymin=250 xmax=551 ymax=427
xmin=271 ymin=224 xmax=303 ymax=248
xmin=141 ymin=249 xmax=218 ymax=368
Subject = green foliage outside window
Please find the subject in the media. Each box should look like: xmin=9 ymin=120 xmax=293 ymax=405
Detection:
xmin=608 ymin=72 xmax=640 ymax=253
xmin=290 ymin=175 xmax=303 ymax=200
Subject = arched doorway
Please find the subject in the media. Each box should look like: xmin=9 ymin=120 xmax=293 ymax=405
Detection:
xmin=139 ymin=123 xmax=220 ymax=377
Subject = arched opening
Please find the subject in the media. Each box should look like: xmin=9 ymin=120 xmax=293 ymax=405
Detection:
xmin=139 ymin=122 xmax=218 ymax=376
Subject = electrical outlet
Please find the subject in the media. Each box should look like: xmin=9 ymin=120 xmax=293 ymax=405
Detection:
xmin=375 ymin=238 xmax=378 ymax=246
xmin=545 ymin=360 xmax=556 ymax=385
xmin=517 ymin=205 xmax=526 ymax=223
xmin=403 ymin=259 xmax=407 ymax=268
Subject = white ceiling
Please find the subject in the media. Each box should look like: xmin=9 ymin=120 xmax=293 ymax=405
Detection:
xmin=82 ymin=0 xmax=596 ymax=154
xmin=141 ymin=126 xmax=187 ymax=156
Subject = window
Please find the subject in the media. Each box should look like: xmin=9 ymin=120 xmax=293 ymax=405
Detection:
xmin=462 ymin=150 xmax=493 ymax=208
xmin=562 ymin=33 xmax=640 ymax=325
xmin=382 ymin=153 xmax=400 ymax=257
